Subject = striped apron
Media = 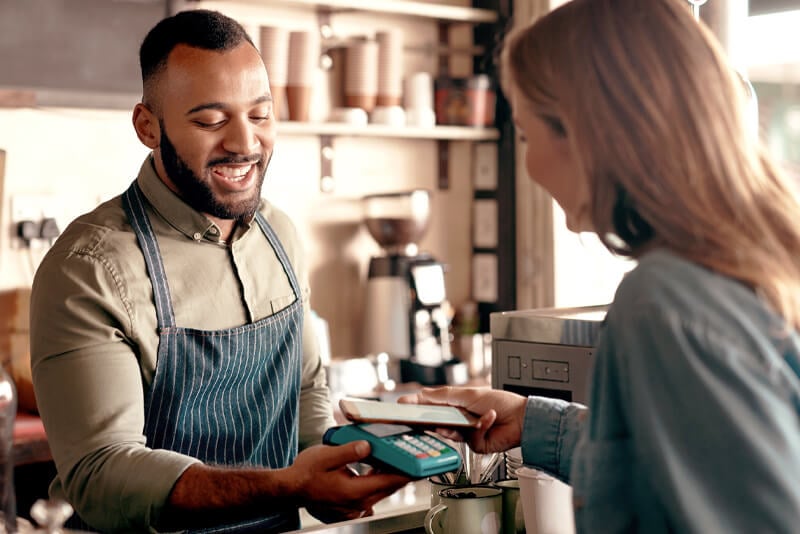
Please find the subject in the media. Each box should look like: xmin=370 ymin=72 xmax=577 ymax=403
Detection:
xmin=117 ymin=181 xmax=303 ymax=532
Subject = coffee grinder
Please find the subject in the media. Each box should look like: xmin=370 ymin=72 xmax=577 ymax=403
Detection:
xmin=361 ymin=190 xmax=458 ymax=384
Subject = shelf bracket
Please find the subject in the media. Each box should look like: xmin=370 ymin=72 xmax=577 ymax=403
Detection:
xmin=436 ymin=21 xmax=451 ymax=190
xmin=320 ymin=135 xmax=335 ymax=193
xmin=317 ymin=9 xmax=333 ymax=40
xmin=437 ymin=140 xmax=450 ymax=190
xmin=437 ymin=21 xmax=450 ymax=77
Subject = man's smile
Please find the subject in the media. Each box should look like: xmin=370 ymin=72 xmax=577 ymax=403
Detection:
xmin=212 ymin=163 xmax=254 ymax=183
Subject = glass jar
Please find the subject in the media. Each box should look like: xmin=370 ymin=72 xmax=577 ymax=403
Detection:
xmin=0 ymin=365 xmax=16 ymax=533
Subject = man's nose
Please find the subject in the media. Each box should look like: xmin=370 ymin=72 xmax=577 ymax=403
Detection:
xmin=222 ymin=117 xmax=260 ymax=154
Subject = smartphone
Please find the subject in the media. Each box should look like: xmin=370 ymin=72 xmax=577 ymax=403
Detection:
xmin=339 ymin=398 xmax=480 ymax=428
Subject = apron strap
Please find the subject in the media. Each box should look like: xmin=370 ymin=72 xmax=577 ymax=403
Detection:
xmin=254 ymin=212 xmax=303 ymax=301
xmin=122 ymin=181 xmax=176 ymax=329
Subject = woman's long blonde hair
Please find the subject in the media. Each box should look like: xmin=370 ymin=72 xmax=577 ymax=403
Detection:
xmin=503 ymin=0 xmax=800 ymax=330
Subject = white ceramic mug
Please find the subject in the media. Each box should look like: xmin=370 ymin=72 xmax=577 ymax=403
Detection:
xmin=425 ymin=485 xmax=502 ymax=534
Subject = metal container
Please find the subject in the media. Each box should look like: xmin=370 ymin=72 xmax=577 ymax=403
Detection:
xmin=362 ymin=190 xmax=431 ymax=253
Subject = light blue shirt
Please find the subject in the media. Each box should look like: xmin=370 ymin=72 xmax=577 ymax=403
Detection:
xmin=521 ymin=249 xmax=800 ymax=532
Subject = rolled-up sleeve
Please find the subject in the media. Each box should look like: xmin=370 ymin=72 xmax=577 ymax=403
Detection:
xmin=521 ymin=396 xmax=587 ymax=482
xmin=30 ymin=228 xmax=199 ymax=532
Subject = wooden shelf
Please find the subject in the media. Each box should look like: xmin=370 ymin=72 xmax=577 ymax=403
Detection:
xmin=278 ymin=121 xmax=499 ymax=140
xmin=199 ymin=0 xmax=499 ymax=23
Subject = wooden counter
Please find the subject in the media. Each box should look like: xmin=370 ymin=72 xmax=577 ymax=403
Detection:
xmin=12 ymin=412 xmax=55 ymax=522
xmin=13 ymin=412 xmax=51 ymax=466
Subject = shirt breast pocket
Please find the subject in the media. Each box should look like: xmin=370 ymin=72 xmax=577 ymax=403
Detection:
xmin=572 ymin=437 xmax=635 ymax=532
xmin=270 ymin=295 xmax=297 ymax=314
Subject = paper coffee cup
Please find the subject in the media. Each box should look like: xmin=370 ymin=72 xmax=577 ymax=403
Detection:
xmin=376 ymin=29 xmax=403 ymax=102
xmin=259 ymin=26 xmax=289 ymax=87
xmin=288 ymin=30 xmax=318 ymax=87
xmin=345 ymin=39 xmax=378 ymax=111
xmin=515 ymin=467 xmax=575 ymax=534
xmin=286 ymin=85 xmax=312 ymax=122
xmin=404 ymin=72 xmax=434 ymax=111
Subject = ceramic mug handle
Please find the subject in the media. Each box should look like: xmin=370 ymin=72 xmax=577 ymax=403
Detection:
xmin=424 ymin=503 xmax=448 ymax=534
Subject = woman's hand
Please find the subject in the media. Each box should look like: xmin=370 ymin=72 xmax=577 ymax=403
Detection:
xmin=398 ymin=386 xmax=527 ymax=454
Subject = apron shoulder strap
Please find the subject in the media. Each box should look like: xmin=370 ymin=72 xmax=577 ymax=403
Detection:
xmin=122 ymin=181 xmax=176 ymax=329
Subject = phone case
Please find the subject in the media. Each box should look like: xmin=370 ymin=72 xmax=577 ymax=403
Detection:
xmin=339 ymin=398 xmax=479 ymax=428
xmin=323 ymin=423 xmax=461 ymax=478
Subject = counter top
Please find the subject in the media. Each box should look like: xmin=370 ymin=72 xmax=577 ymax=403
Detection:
xmin=293 ymin=508 xmax=427 ymax=534
xmin=13 ymin=411 xmax=52 ymax=466
xmin=291 ymin=479 xmax=431 ymax=533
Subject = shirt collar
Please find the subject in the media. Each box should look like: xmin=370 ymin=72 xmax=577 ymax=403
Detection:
xmin=135 ymin=155 xmax=256 ymax=244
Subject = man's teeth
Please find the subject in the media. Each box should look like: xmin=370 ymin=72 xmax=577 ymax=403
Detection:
xmin=215 ymin=164 xmax=253 ymax=181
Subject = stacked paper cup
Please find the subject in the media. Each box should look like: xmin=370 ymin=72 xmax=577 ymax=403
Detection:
xmin=287 ymin=30 xmax=318 ymax=122
xmin=404 ymin=72 xmax=436 ymax=127
xmin=376 ymin=30 xmax=403 ymax=107
xmin=345 ymin=39 xmax=379 ymax=113
xmin=259 ymin=26 xmax=289 ymax=121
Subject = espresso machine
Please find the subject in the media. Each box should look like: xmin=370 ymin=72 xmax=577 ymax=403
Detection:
xmin=361 ymin=191 xmax=461 ymax=384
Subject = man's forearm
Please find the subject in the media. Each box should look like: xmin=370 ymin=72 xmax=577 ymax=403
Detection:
xmin=158 ymin=463 xmax=299 ymax=530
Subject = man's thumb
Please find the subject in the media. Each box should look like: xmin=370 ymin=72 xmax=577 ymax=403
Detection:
xmin=330 ymin=440 xmax=371 ymax=465
xmin=353 ymin=440 xmax=371 ymax=458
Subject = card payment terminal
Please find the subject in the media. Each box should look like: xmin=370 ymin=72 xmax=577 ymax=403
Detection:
xmin=323 ymin=423 xmax=461 ymax=478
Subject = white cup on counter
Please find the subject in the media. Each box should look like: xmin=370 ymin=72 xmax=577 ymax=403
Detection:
xmin=515 ymin=467 xmax=575 ymax=534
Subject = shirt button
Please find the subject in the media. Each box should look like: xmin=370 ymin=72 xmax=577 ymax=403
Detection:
xmin=193 ymin=232 xmax=202 ymax=241
xmin=209 ymin=227 xmax=218 ymax=235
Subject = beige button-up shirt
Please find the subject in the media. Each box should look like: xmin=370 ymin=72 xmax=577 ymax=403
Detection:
xmin=30 ymin=157 xmax=335 ymax=531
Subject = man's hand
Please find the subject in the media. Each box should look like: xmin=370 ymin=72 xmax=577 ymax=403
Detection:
xmin=289 ymin=441 xmax=411 ymax=523
xmin=398 ymin=386 xmax=527 ymax=454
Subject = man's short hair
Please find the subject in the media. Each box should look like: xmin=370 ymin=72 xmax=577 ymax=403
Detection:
xmin=139 ymin=9 xmax=254 ymax=88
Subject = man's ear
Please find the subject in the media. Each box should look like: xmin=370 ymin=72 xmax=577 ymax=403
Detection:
xmin=132 ymin=103 xmax=160 ymax=149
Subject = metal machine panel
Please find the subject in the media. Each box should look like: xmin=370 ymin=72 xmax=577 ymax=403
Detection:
xmin=490 ymin=305 xmax=607 ymax=406
xmin=492 ymin=340 xmax=594 ymax=404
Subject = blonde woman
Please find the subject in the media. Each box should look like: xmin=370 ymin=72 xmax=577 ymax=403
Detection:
xmin=401 ymin=0 xmax=800 ymax=531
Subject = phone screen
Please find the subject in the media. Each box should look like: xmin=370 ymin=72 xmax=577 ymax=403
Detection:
xmin=343 ymin=399 xmax=477 ymax=426
xmin=361 ymin=423 xmax=414 ymax=437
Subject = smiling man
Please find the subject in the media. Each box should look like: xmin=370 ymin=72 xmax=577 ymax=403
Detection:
xmin=29 ymin=10 xmax=409 ymax=533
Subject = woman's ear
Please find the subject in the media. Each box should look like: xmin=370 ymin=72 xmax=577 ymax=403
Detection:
xmin=132 ymin=103 xmax=160 ymax=149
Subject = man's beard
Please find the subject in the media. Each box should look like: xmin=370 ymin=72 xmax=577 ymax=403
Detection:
xmin=158 ymin=124 xmax=270 ymax=223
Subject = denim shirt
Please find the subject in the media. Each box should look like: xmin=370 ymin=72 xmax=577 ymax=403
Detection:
xmin=520 ymin=249 xmax=800 ymax=532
